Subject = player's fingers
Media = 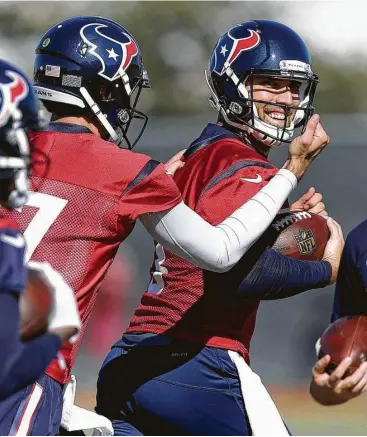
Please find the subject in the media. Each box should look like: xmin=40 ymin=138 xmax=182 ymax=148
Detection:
xmin=301 ymin=114 xmax=320 ymax=145
xmin=311 ymin=123 xmax=330 ymax=159
xmin=290 ymin=188 xmax=316 ymax=212
xmin=326 ymin=217 xmax=341 ymax=239
xmin=306 ymin=192 xmax=322 ymax=208
xmin=165 ymin=160 xmax=185 ymax=176
xmin=289 ymin=203 xmax=309 ymax=212
xmin=340 ymin=364 xmax=366 ymax=390
xmin=166 ymin=149 xmax=186 ymax=165
xmin=329 ymin=218 xmax=344 ymax=242
xmin=308 ymin=203 xmax=326 ymax=216
xmin=300 ymin=187 xmax=316 ymax=203
xmin=328 ymin=357 xmax=352 ymax=386
xmin=314 ymin=121 xmax=330 ymax=142
xmin=350 ymin=371 xmax=367 ymax=394
xmin=308 ymin=202 xmax=325 ymax=216
xmin=336 ymin=220 xmax=344 ymax=241
xmin=317 ymin=210 xmax=329 ymax=218
xmin=360 ymin=381 xmax=367 ymax=394
xmin=314 ymin=122 xmax=330 ymax=146
xmin=312 ymin=354 xmax=330 ymax=376
xmin=342 ymin=362 xmax=367 ymax=392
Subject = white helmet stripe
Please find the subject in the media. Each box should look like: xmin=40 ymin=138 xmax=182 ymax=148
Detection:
xmin=33 ymin=86 xmax=86 ymax=108
xmin=79 ymin=87 xmax=118 ymax=141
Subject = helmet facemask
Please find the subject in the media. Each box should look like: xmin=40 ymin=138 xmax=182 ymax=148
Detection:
xmin=79 ymin=66 xmax=150 ymax=150
xmin=0 ymin=109 xmax=32 ymax=209
xmin=207 ymin=61 xmax=318 ymax=147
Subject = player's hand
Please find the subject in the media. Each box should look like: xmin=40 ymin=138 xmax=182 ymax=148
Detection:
xmin=321 ymin=218 xmax=344 ymax=284
xmin=165 ymin=149 xmax=186 ymax=176
xmin=290 ymin=187 xmax=328 ymax=217
xmin=284 ymin=114 xmax=330 ymax=180
xmin=27 ymin=261 xmax=81 ymax=345
xmin=310 ymin=354 xmax=367 ymax=405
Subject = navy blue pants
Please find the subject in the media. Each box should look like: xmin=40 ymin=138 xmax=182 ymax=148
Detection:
xmin=96 ymin=335 xmax=252 ymax=436
xmin=0 ymin=373 xmax=63 ymax=435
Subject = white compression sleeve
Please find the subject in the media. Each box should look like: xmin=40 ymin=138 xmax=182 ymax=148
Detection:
xmin=139 ymin=168 xmax=297 ymax=273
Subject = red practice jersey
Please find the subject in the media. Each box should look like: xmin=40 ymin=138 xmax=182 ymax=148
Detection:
xmin=127 ymin=123 xmax=280 ymax=362
xmin=0 ymin=123 xmax=181 ymax=384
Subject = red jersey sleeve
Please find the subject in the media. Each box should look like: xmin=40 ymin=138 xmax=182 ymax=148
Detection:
xmin=233 ymin=162 xmax=278 ymax=197
xmin=193 ymin=142 xmax=280 ymax=224
xmin=117 ymin=159 xmax=182 ymax=222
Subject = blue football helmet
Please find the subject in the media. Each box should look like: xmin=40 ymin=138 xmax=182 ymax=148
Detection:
xmin=33 ymin=16 xmax=150 ymax=149
xmin=0 ymin=59 xmax=45 ymax=209
xmin=206 ymin=20 xmax=319 ymax=147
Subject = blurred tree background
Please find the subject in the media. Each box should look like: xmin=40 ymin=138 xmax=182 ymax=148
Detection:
xmin=3 ymin=4 xmax=366 ymax=433
xmin=0 ymin=0 xmax=366 ymax=115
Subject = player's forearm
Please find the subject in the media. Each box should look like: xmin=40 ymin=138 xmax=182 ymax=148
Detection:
xmin=330 ymin=226 xmax=366 ymax=322
xmin=236 ymin=248 xmax=332 ymax=300
xmin=0 ymin=292 xmax=61 ymax=398
xmin=0 ymin=333 xmax=61 ymax=399
xmin=140 ymin=169 xmax=297 ymax=273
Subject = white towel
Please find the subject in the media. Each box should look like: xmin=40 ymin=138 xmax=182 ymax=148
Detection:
xmin=228 ymin=350 xmax=289 ymax=436
xmin=61 ymin=375 xmax=114 ymax=436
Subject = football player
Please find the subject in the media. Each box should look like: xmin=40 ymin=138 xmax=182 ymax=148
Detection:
xmin=95 ymin=20 xmax=344 ymax=435
xmin=311 ymin=220 xmax=367 ymax=405
xmin=0 ymin=16 xmax=328 ymax=435
xmin=0 ymin=59 xmax=80 ymax=407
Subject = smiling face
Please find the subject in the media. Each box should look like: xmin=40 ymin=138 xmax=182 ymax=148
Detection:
xmin=246 ymin=76 xmax=302 ymax=128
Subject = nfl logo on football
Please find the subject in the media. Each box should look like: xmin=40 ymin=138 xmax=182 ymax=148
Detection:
xmin=294 ymin=229 xmax=316 ymax=256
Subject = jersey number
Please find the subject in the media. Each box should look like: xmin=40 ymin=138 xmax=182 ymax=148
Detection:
xmin=19 ymin=192 xmax=68 ymax=262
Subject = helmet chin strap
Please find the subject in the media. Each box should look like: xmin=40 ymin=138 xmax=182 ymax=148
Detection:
xmin=4 ymin=120 xmax=31 ymax=209
xmin=251 ymin=101 xmax=293 ymax=142
xmin=246 ymin=127 xmax=282 ymax=148
xmin=79 ymin=87 xmax=118 ymax=142
xmin=80 ymin=68 xmax=138 ymax=147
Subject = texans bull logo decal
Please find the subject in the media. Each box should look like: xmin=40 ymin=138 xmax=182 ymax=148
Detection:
xmin=80 ymin=23 xmax=138 ymax=82
xmin=214 ymin=27 xmax=261 ymax=75
xmin=226 ymin=29 xmax=260 ymax=67
xmin=0 ymin=71 xmax=28 ymax=127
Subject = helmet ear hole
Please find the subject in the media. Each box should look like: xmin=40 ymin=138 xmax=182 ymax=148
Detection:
xmin=99 ymin=84 xmax=111 ymax=101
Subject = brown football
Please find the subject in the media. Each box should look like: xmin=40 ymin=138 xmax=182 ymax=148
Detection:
xmin=271 ymin=211 xmax=330 ymax=260
xmin=19 ymin=267 xmax=53 ymax=341
xmin=318 ymin=315 xmax=367 ymax=375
